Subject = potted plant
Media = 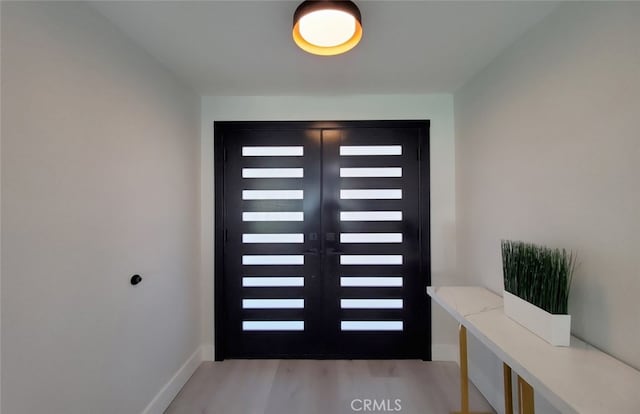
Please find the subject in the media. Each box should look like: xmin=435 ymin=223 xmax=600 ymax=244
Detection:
xmin=501 ymin=240 xmax=576 ymax=346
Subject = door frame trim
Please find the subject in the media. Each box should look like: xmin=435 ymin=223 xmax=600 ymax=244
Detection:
xmin=214 ymin=120 xmax=431 ymax=361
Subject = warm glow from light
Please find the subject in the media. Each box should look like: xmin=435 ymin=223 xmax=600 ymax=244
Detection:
xmin=292 ymin=2 xmax=363 ymax=56
xmin=298 ymin=9 xmax=356 ymax=48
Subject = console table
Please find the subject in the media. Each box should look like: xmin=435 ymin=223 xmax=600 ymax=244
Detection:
xmin=427 ymin=286 xmax=640 ymax=414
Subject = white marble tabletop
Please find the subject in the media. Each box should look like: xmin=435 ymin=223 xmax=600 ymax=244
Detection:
xmin=427 ymin=286 xmax=640 ymax=414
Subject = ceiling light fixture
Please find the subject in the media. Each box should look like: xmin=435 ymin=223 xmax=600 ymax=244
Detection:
xmin=292 ymin=0 xmax=363 ymax=56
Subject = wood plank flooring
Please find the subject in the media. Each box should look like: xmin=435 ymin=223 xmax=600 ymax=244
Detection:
xmin=165 ymin=360 xmax=494 ymax=414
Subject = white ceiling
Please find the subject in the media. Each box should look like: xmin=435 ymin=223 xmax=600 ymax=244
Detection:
xmin=92 ymin=1 xmax=558 ymax=96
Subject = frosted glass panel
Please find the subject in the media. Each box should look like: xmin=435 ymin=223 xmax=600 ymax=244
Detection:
xmin=340 ymin=321 xmax=403 ymax=331
xmin=340 ymin=255 xmax=403 ymax=265
xmin=243 ymin=299 xmax=304 ymax=309
xmin=243 ymin=233 xmax=304 ymax=243
xmin=242 ymin=212 xmax=304 ymax=222
xmin=340 ymin=233 xmax=402 ymax=243
xmin=243 ymin=321 xmax=304 ymax=331
xmin=242 ymin=255 xmax=304 ymax=265
xmin=340 ymin=189 xmax=402 ymax=199
xmin=243 ymin=190 xmax=303 ymax=200
xmin=243 ymin=168 xmax=304 ymax=178
xmin=341 ymin=299 xmax=403 ymax=309
xmin=243 ymin=277 xmax=304 ymax=287
xmin=340 ymin=211 xmax=402 ymax=221
xmin=242 ymin=146 xmax=303 ymax=157
xmin=340 ymin=277 xmax=402 ymax=287
xmin=340 ymin=146 xmax=402 ymax=156
xmin=340 ymin=167 xmax=402 ymax=178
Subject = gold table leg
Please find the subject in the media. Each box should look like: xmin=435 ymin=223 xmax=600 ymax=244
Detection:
xmin=452 ymin=325 xmax=492 ymax=414
xmin=503 ymin=363 xmax=514 ymax=414
xmin=517 ymin=375 xmax=535 ymax=414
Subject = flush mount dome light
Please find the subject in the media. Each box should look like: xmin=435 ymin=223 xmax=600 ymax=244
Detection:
xmin=293 ymin=0 xmax=362 ymax=56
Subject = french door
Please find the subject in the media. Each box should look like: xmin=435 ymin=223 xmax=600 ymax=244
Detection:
xmin=215 ymin=121 xmax=430 ymax=359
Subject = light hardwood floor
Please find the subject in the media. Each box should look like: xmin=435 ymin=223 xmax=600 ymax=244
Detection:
xmin=165 ymin=360 xmax=494 ymax=414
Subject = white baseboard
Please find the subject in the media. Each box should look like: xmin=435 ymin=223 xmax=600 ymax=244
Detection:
xmin=201 ymin=343 xmax=215 ymax=361
xmin=432 ymin=343 xmax=458 ymax=363
xmin=141 ymin=346 xmax=204 ymax=414
xmin=468 ymin=357 xmax=504 ymax=414
xmin=202 ymin=343 xmax=453 ymax=363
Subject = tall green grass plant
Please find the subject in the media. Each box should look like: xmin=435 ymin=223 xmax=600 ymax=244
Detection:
xmin=501 ymin=240 xmax=576 ymax=315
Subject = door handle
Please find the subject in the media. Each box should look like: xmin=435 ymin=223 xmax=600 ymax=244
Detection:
xmin=303 ymin=247 xmax=319 ymax=255
xmin=326 ymin=247 xmax=343 ymax=255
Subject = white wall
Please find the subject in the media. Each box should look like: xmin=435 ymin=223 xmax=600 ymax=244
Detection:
xmin=0 ymin=3 xmax=4 ymax=411
xmin=200 ymin=95 xmax=459 ymax=361
xmin=0 ymin=3 xmax=3 ymax=410
xmin=1 ymin=3 xmax=200 ymax=413
xmin=455 ymin=3 xmax=640 ymax=413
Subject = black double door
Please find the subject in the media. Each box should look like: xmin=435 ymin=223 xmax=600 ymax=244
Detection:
xmin=215 ymin=121 xmax=430 ymax=359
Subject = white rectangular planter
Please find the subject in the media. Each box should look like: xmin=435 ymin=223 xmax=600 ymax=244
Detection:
xmin=503 ymin=290 xmax=571 ymax=347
